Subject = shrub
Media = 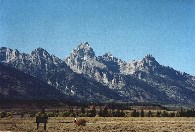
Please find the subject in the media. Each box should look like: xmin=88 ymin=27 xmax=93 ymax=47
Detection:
xmin=0 ymin=111 xmax=6 ymax=118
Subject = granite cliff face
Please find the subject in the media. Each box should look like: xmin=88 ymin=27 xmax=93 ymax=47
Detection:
xmin=66 ymin=43 xmax=195 ymax=104
xmin=0 ymin=47 xmax=120 ymax=102
xmin=1 ymin=43 xmax=195 ymax=105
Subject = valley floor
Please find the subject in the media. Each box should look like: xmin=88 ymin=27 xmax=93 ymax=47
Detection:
xmin=0 ymin=117 xmax=195 ymax=132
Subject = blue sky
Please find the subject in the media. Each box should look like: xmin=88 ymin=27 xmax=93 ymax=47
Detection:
xmin=0 ymin=0 xmax=194 ymax=75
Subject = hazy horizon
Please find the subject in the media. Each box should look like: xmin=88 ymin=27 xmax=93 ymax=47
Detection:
xmin=0 ymin=0 xmax=194 ymax=75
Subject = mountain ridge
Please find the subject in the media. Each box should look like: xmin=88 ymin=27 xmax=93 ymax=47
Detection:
xmin=0 ymin=43 xmax=195 ymax=105
xmin=65 ymin=43 xmax=195 ymax=105
xmin=0 ymin=46 xmax=121 ymax=103
xmin=0 ymin=62 xmax=65 ymax=100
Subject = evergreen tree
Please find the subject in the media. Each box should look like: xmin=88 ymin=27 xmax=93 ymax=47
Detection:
xmin=179 ymin=107 xmax=185 ymax=117
xmin=192 ymin=109 xmax=195 ymax=117
xmin=81 ymin=106 xmax=85 ymax=114
xmin=102 ymin=107 xmax=109 ymax=117
xmin=120 ymin=110 xmax=125 ymax=117
xmin=98 ymin=108 xmax=103 ymax=117
xmin=90 ymin=106 xmax=96 ymax=117
xmin=170 ymin=112 xmax=175 ymax=117
xmin=148 ymin=111 xmax=152 ymax=117
xmin=162 ymin=111 xmax=169 ymax=117
xmin=141 ymin=109 xmax=144 ymax=117
xmin=109 ymin=109 xmax=113 ymax=117
xmin=156 ymin=111 xmax=161 ymax=117
xmin=131 ymin=110 xmax=137 ymax=117
xmin=136 ymin=111 xmax=140 ymax=117
xmin=0 ymin=111 xmax=6 ymax=118
xmin=116 ymin=109 xmax=120 ymax=117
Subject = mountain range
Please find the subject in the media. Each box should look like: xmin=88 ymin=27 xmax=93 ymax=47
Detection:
xmin=0 ymin=42 xmax=195 ymax=105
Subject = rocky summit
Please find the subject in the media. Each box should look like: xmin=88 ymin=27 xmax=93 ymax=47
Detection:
xmin=1 ymin=43 xmax=195 ymax=105
xmin=0 ymin=46 xmax=120 ymax=103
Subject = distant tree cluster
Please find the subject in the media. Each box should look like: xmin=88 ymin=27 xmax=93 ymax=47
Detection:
xmin=0 ymin=111 xmax=34 ymax=118
xmin=1 ymin=106 xmax=195 ymax=118
xmin=38 ymin=106 xmax=97 ymax=117
xmin=131 ymin=109 xmax=175 ymax=117
xmin=44 ymin=106 xmax=125 ymax=117
xmin=130 ymin=107 xmax=195 ymax=117
xmin=98 ymin=107 xmax=125 ymax=117
xmin=156 ymin=111 xmax=175 ymax=117
xmin=177 ymin=108 xmax=195 ymax=117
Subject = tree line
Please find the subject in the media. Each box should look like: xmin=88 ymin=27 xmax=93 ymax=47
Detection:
xmin=1 ymin=107 xmax=195 ymax=118
xmin=131 ymin=108 xmax=195 ymax=117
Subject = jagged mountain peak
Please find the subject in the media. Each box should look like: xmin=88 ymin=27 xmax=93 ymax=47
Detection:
xmin=31 ymin=47 xmax=50 ymax=58
xmin=100 ymin=52 xmax=124 ymax=64
xmin=77 ymin=42 xmax=93 ymax=51
xmin=70 ymin=42 xmax=95 ymax=60
xmin=0 ymin=47 xmax=9 ymax=50
xmin=1 ymin=45 xmax=195 ymax=104
xmin=66 ymin=42 xmax=98 ymax=73
xmin=34 ymin=47 xmax=46 ymax=51
xmin=100 ymin=52 xmax=114 ymax=61
xmin=0 ymin=47 xmax=20 ymax=62
xmin=77 ymin=42 xmax=90 ymax=49
xmin=143 ymin=54 xmax=156 ymax=61
xmin=0 ymin=47 xmax=19 ymax=53
xmin=142 ymin=54 xmax=159 ymax=66
xmin=119 ymin=54 xmax=161 ymax=75
xmin=32 ymin=47 xmax=47 ymax=53
xmin=103 ymin=52 xmax=113 ymax=58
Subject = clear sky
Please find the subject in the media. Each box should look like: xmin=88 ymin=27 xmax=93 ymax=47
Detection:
xmin=0 ymin=0 xmax=194 ymax=75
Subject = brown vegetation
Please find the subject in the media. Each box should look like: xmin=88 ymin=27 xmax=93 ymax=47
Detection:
xmin=0 ymin=117 xmax=195 ymax=131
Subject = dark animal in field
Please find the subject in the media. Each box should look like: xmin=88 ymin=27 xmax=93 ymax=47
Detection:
xmin=74 ymin=118 xmax=87 ymax=126
xmin=36 ymin=114 xmax=48 ymax=130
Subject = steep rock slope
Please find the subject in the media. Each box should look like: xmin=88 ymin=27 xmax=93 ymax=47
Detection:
xmin=66 ymin=43 xmax=195 ymax=105
xmin=0 ymin=47 xmax=120 ymax=102
xmin=0 ymin=63 xmax=64 ymax=100
xmin=1 ymin=44 xmax=195 ymax=105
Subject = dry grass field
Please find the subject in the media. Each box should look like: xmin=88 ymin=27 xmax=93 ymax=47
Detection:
xmin=0 ymin=117 xmax=195 ymax=132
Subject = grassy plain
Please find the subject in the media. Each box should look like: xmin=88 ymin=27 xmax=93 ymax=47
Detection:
xmin=0 ymin=117 xmax=195 ymax=132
